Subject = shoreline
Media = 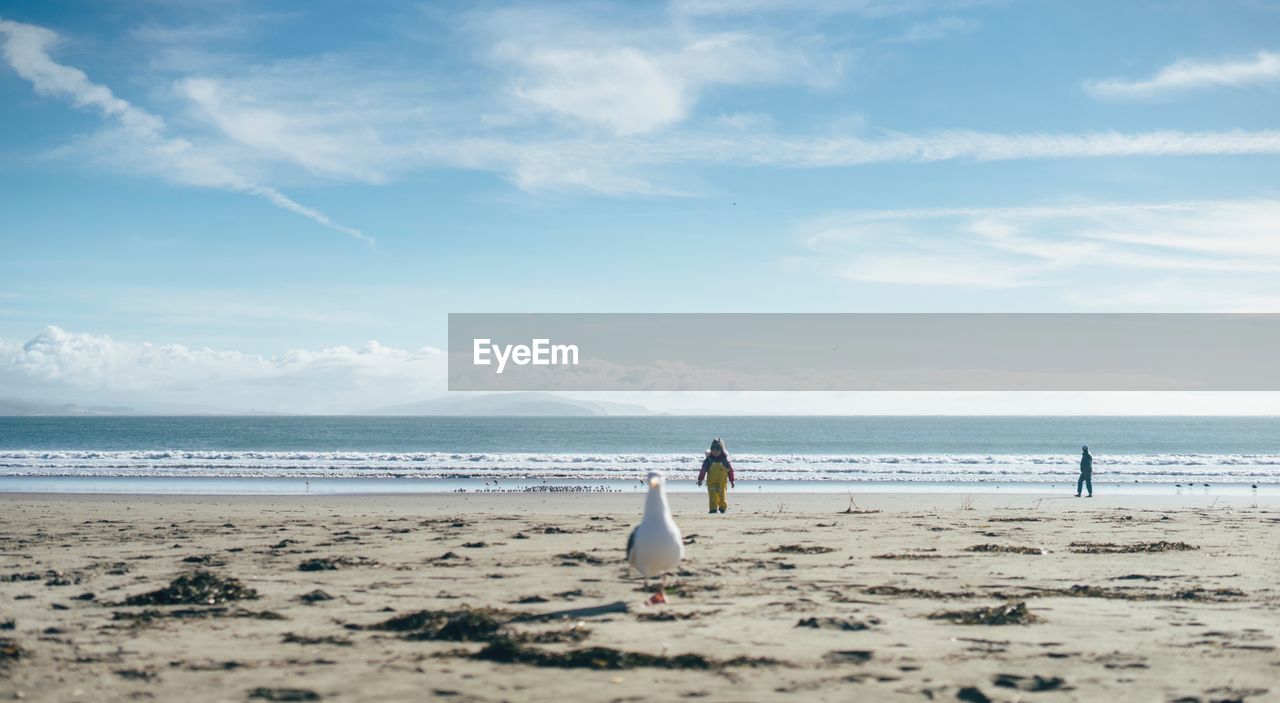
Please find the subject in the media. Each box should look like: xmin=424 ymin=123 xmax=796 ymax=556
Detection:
xmin=1 ymin=475 xmax=1277 ymax=498
xmin=4 ymin=490 xmax=1280 ymax=511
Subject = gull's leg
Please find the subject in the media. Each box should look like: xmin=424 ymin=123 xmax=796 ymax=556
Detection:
xmin=648 ymin=573 xmax=669 ymax=605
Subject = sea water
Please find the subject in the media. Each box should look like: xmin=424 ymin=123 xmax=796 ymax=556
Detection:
xmin=0 ymin=416 xmax=1276 ymax=494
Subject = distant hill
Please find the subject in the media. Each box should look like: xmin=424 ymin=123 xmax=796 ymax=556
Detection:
xmin=0 ymin=394 xmax=652 ymax=417
xmin=0 ymin=398 xmax=137 ymax=416
xmin=362 ymin=392 xmax=652 ymax=416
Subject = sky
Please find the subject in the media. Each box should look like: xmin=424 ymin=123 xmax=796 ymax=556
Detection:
xmin=1 ymin=0 xmax=1279 ymax=413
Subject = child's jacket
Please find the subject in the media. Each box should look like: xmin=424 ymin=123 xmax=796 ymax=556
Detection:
xmin=697 ymin=453 xmax=735 ymax=484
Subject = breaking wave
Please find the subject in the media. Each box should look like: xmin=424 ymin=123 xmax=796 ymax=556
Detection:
xmin=0 ymin=450 xmax=1277 ymax=483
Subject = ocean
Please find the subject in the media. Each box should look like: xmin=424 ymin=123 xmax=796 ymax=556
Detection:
xmin=0 ymin=416 xmax=1276 ymax=494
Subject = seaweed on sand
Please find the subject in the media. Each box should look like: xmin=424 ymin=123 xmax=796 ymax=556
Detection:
xmin=282 ymin=633 xmax=353 ymax=647
xmin=637 ymin=610 xmax=705 ymax=622
xmin=770 ymin=545 xmax=836 ymax=555
xmin=966 ymin=544 xmax=1048 ymax=555
xmin=363 ymin=607 xmax=589 ymax=644
xmin=181 ymin=554 xmax=225 ymax=566
xmin=121 ymin=570 xmax=258 ymax=606
xmin=248 ymin=688 xmax=320 ymax=702
xmin=927 ymin=601 xmax=1039 ymax=626
xmin=472 ymin=636 xmax=780 ymax=670
xmin=1035 ymin=584 xmax=1244 ymax=602
xmin=111 ymin=607 xmax=283 ymax=623
xmin=368 ymin=608 xmax=506 ymax=641
xmin=556 ymin=551 xmax=606 ymax=565
xmin=823 ymin=650 xmax=873 ymax=664
xmin=992 ymin=673 xmax=1068 ymax=691
xmin=796 ymin=616 xmax=880 ymax=631
xmin=865 ymin=585 xmax=977 ymax=599
xmin=1069 ymin=541 xmax=1198 ymax=554
xmin=0 ymin=637 xmax=22 ymax=666
xmin=298 ymin=556 xmax=378 ymax=571
xmin=296 ymin=590 xmax=334 ymax=604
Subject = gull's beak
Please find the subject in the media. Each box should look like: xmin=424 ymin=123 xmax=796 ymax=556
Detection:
xmin=648 ymin=477 xmax=661 ymax=489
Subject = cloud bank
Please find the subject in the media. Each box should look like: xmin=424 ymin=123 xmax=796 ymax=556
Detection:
xmin=0 ymin=326 xmax=443 ymax=413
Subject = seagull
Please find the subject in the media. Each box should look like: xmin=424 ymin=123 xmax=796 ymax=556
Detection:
xmin=626 ymin=470 xmax=684 ymax=605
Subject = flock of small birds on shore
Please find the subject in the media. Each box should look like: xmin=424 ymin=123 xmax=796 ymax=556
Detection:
xmin=453 ymin=481 xmax=623 ymax=493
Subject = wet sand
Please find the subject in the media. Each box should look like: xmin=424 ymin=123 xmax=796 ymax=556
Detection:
xmin=1 ymin=492 xmax=1277 ymax=702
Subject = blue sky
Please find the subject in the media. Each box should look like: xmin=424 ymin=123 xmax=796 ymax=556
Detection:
xmin=2 ymin=0 xmax=1279 ymax=413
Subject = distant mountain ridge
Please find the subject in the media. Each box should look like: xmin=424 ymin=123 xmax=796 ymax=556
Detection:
xmin=0 ymin=398 xmax=137 ymax=416
xmin=362 ymin=393 xmax=652 ymax=416
xmin=0 ymin=394 xmax=652 ymax=417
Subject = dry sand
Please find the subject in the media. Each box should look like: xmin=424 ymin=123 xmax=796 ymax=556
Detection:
xmin=1 ymin=491 xmax=1277 ymax=702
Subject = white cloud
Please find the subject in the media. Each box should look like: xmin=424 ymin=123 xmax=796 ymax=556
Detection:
xmin=0 ymin=18 xmax=372 ymax=244
xmin=7 ymin=16 xmax=1280 ymax=199
xmin=671 ymin=0 xmax=994 ymax=19
xmin=1086 ymin=50 xmax=1280 ymax=98
xmin=482 ymin=8 xmax=836 ymax=135
xmin=478 ymin=128 xmax=1280 ymax=192
xmin=0 ymin=326 xmax=445 ymax=413
xmin=800 ymin=200 xmax=1280 ymax=299
xmin=884 ymin=16 xmax=977 ymax=43
xmin=564 ymin=389 xmax=1280 ymax=416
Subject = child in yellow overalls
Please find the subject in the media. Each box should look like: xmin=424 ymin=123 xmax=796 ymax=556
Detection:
xmin=696 ymin=438 xmax=735 ymax=514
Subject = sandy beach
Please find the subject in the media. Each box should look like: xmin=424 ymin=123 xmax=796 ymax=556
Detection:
xmin=1 ymin=491 xmax=1277 ymax=702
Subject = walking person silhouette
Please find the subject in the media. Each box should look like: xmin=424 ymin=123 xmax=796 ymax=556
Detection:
xmin=1075 ymin=445 xmax=1093 ymax=498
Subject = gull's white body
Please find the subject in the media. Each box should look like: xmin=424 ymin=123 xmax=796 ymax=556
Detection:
xmin=626 ymin=471 xmax=684 ymax=578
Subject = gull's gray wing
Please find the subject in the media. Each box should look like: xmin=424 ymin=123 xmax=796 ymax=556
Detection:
xmin=626 ymin=526 xmax=637 ymax=560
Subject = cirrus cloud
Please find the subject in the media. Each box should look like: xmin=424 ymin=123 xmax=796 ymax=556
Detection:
xmin=0 ymin=18 xmax=373 ymax=244
xmin=1086 ymin=50 xmax=1280 ymax=98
